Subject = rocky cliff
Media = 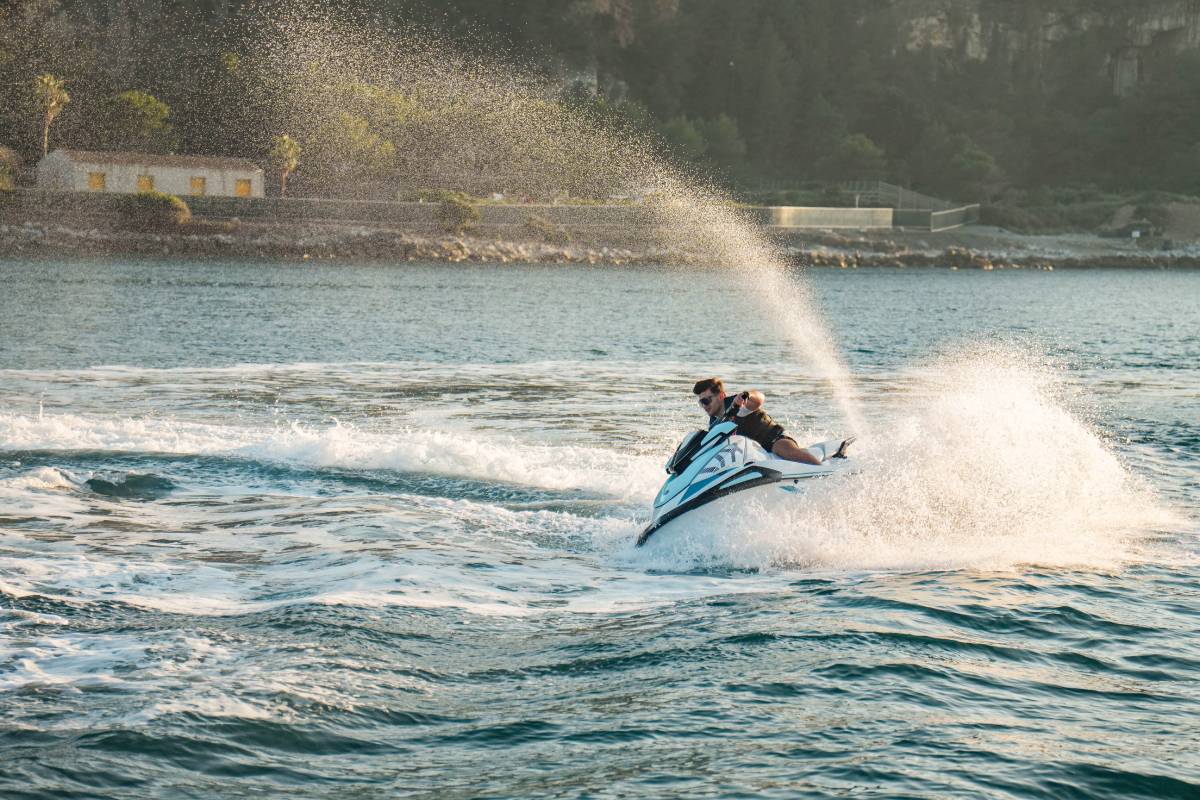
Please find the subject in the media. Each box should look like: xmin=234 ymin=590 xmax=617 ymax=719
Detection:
xmin=893 ymin=0 xmax=1200 ymax=95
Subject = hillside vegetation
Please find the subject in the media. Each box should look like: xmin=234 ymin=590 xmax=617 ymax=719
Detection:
xmin=2 ymin=0 xmax=1198 ymax=210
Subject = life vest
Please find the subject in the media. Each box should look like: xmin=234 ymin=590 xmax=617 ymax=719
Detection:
xmin=709 ymin=395 xmax=786 ymax=451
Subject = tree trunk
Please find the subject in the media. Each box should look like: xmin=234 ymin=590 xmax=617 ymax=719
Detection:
xmin=42 ymin=115 xmax=51 ymax=157
xmin=280 ymin=169 xmax=289 ymax=197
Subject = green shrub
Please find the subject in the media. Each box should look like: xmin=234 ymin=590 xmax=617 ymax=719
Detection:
xmin=741 ymin=189 xmax=829 ymax=207
xmin=981 ymin=200 xmax=1122 ymax=234
xmin=0 ymin=145 xmax=19 ymax=191
xmin=1133 ymin=202 xmax=1170 ymax=233
xmin=119 ymin=190 xmax=192 ymax=229
xmin=980 ymin=204 xmax=1036 ymax=232
xmin=410 ymin=187 xmax=471 ymax=203
xmin=523 ymin=214 xmax=571 ymax=245
xmin=819 ymin=185 xmax=854 ymax=207
xmin=1061 ymin=201 xmax=1122 ymax=230
xmin=435 ymin=192 xmax=479 ymax=234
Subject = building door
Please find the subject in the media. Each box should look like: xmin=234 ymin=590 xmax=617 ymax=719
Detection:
xmin=235 ymin=178 xmax=252 ymax=198
xmin=137 ymin=174 xmax=154 ymax=192
xmin=88 ymin=172 xmax=106 ymax=192
xmin=190 ymin=176 xmax=207 ymax=196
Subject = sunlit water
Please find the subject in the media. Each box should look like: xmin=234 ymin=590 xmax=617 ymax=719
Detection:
xmin=1 ymin=259 xmax=1197 ymax=798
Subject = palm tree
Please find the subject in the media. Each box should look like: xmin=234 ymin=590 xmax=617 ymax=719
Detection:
xmin=269 ymin=134 xmax=301 ymax=196
xmin=34 ymin=74 xmax=70 ymax=157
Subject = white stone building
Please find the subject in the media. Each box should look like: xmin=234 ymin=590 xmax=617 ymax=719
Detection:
xmin=37 ymin=149 xmax=264 ymax=198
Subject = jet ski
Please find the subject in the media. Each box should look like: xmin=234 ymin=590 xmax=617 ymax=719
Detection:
xmin=637 ymin=416 xmax=854 ymax=547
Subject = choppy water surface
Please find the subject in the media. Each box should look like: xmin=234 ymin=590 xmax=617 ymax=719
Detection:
xmin=1 ymin=259 xmax=1197 ymax=799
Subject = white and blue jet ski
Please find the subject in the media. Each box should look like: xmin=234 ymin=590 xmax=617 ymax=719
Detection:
xmin=637 ymin=419 xmax=854 ymax=547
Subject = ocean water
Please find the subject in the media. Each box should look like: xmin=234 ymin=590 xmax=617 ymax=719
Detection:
xmin=1 ymin=259 xmax=1197 ymax=799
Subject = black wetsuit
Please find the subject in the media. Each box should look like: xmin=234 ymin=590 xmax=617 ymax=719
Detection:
xmin=709 ymin=396 xmax=791 ymax=451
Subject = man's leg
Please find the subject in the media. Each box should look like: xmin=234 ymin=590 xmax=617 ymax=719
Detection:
xmin=771 ymin=436 xmax=823 ymax=465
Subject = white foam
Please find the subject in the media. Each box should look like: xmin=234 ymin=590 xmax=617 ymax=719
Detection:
xmin=1 ymin=348 xmax=1187 ymax=625
xmin=0 ymin=626 xmax=290 ymax=721
xmin=0 ymin=631 xmax=146 ymax=693
xmin=0 ymin=553 xmax=256 ymax=615
xmin=0 ymin=411 xmax=253 ymax=455
xmin=140 ymin=695 xmax=281 ymax=722
xmin=0 ymin=410 xmax=662 ymax=500
xmin=244 ymin=421 xmax=661 ymax=499
xmin=631 ymin=346 xmax=1184 ymax=573
xmin=0 ymin=466 xmax=79 ymax=492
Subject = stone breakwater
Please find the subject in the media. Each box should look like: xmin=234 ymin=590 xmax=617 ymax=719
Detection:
xmin=3 ymin=221 xmax=1200 ymax=269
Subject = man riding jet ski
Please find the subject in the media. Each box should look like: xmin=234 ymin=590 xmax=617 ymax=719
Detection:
xmin=637 ymin=377 xmax=854 ymax=547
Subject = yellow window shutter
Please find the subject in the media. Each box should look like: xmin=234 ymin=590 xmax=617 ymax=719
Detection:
xmin=137 ymin=174 xmax=154 ymax=192
xmin=235 ymin=178 xmax=252 ymax=197
xmin=190 ymin=176 xmax=207 ymax=196
xmin=88 ymin=172 xmax=106 ymax=191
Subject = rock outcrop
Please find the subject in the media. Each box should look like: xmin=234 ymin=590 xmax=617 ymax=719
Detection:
xmin=894 ymin=0 xmax=1200 ymax=95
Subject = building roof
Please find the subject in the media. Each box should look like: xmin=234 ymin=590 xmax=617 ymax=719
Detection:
xmin=49 ymin=149 xmax=263 ymax=173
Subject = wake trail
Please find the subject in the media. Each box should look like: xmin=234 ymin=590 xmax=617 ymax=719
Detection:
xmin=0 ymin=411 xmax=661 ymax=501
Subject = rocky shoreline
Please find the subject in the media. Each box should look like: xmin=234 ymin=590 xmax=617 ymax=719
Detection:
xmin=795 ymin=246 xmax=1195 ymax=271
xmin=3 ymin=220 xmax=1199 ymax=269
xmin=0 ymin=222 xmax=673 ymax=266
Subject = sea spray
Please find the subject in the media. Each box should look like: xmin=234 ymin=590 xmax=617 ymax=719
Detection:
xmin=631 ymin=344 xmax=1181 ymax=572
xmin=248 ymin=2 xmax=866 ymax=433
xmin=642 ymin=177 xmax=869 ymax=434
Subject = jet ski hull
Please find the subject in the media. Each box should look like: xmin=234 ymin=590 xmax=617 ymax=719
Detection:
xmin=637 ymin=423 xmax=852 ymax=548
xmin=637 ymin=468 xmax=828 ymax=546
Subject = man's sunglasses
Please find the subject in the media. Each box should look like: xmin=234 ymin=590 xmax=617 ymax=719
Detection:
xmin=698 ymin=395 xmax=718 ymax=406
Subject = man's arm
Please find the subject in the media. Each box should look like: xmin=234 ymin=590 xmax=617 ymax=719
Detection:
xmin=733 ymin=390 xmax=766 ymax=413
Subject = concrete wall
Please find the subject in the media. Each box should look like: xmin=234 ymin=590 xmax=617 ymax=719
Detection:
xmin=759 ymin=206 xmax=894 ymax=229
xmin=36 ymin=152 xmax=264 ymax=198
xmin=35 ymin=153 xmax=73 ymax=191
xmin=893 ymin=208 xmax=933 ymax=228
xmin=0 ymin=190 xmax=654 ymax=232
xmin=183 ymin=198 xmax=892 ymax=230
xmin=174 ymin=196 xmax=654 ymax=227
xmin=6 ymin=190 xmax=986 ymax=233
xmin=929 ymin=205 xmax=981 ymax=231
xmin=895 ymin=204 xmax=981 ymax=231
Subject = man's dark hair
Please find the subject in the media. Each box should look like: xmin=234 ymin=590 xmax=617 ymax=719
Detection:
xmin=693 ymin=377 xmax=724 ymax=396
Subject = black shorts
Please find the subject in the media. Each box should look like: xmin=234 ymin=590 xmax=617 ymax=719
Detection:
xmin=764 ymin=432 xmax=795 ymax=452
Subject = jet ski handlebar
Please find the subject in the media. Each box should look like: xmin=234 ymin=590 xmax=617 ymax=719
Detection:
xmin=722 ymin=392 xmax=751 ymax=420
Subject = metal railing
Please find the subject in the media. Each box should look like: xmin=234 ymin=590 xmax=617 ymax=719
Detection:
xmin=839 ymin=180 xmax=959 ymax=211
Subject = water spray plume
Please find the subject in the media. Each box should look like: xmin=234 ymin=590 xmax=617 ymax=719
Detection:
xmin=642 ymin=177 xmax=869 ymax=434
xmin=249 ymin=2 xmax=866 ymax=433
